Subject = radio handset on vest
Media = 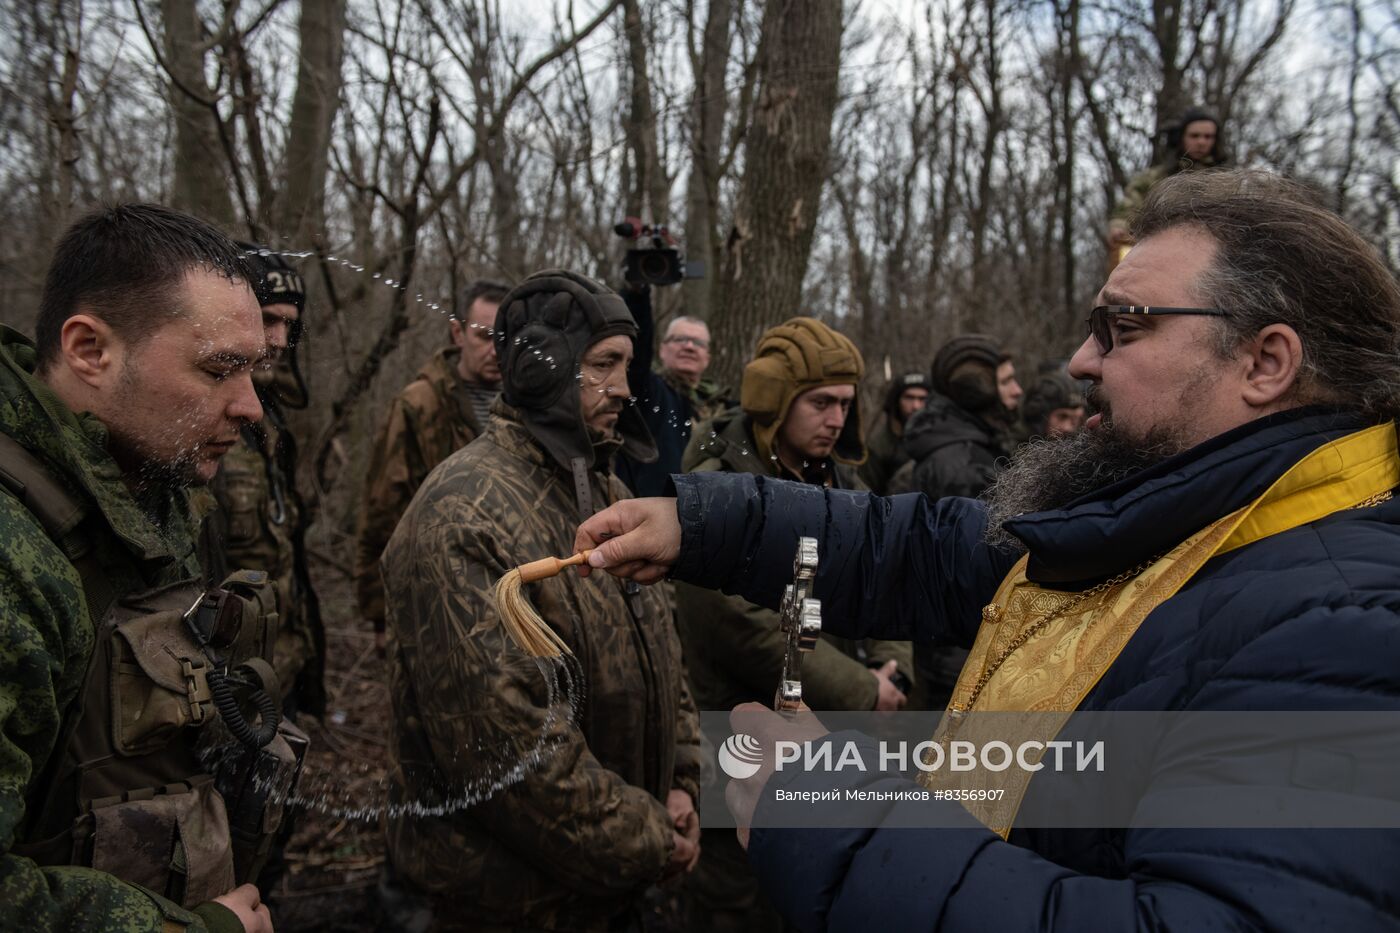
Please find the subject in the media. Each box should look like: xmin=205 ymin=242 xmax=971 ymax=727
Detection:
xmin=183 ymin=587 xmax=281 ymax=749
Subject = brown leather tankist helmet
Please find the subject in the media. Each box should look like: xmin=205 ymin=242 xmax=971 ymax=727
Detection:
xmin=740 ymin=317 xmax=866 ymax=466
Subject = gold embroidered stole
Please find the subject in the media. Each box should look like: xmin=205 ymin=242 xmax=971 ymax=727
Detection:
xmin=919 ymin=423 xmax=1400 ymax=836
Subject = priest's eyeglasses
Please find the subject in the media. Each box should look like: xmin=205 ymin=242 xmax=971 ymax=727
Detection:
xmin=1087 ymin=305 xmax=1227 ymax=355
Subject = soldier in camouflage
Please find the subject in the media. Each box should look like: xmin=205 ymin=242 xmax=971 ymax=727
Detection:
xmin=353 ymin=279 xmax=509 ymax=647
xmin=678 ymin=317 xmax=914 ymax=713
xmin=1107 ymin=106 xmax=1226 ymax=254
xmin=675 ymin=317 xmax=913 ymax=932
xmin=204 ymin=244 xmax=324 ymax=718
xmin=0 ymin=205 xmax=274 ymax=931
xmin=380 ymin=271 xmax=703 ymax=931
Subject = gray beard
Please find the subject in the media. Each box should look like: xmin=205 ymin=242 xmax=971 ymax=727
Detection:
xmin=982 ymin=424 xmax=1191 ymax=550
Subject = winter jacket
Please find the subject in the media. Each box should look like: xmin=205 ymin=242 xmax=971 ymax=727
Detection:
xmin=669 ymin=407 xmax=1400 ymax=932
xmin=381 ymin=404 xmax=703 ymax=930
xmin=895 ymin=391 xmax=1013 ymax=707
xmin=0 ymin=326 xmax=240 ymax=933
xmin=1110 ymin=153 xmax=1223 ymax=231
xmin=899 ymin=390 xmax=1013 ymax=502
xmin=858 ymin=415 xmax=907 ymax=496
xmin=675 ymin=411 xmax=913 ymax=711
xmin=354 ymin=346 xmax=487 ymax=629
xmin=614 ymin=286 xmax=727 ymax=498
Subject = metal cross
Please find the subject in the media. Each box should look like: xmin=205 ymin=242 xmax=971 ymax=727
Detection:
xmin=775 ymin=536 xmax=822 ymax=712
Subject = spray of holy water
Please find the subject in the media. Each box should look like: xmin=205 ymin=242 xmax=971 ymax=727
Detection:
xmin=188 ymin=248 xmax=692 ymax=821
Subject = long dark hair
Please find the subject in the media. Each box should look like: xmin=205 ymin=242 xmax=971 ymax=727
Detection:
xmin=1135 ymin=169 xmax=1400 ymax=420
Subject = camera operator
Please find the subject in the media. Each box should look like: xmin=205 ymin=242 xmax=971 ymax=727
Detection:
xmin=613 ymin=225 xmax=729 ymax=498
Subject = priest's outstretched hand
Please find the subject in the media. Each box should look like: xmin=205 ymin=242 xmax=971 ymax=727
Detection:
xmin=574 ymin=497 xmax=681 ymax=584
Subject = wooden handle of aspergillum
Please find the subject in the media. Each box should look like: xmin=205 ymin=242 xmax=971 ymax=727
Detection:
xmin=518 ymin=549 xmax=594 ymax=584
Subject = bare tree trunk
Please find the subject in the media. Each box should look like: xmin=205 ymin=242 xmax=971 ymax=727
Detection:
xmin=230 ymin=33 xmax=274 ymax=231
xmin=1058 ymin=0 xmax=1080 ymax=319
xmin=968 ymin=0 xmax=1004 ymax=311
xmin=275 ymin=0 xmax=347 ymax=244
xmin=158 ymin=0 xmax=236 ymax=228
xmin=1336 ymin=0 xmax=1364 ymax=213
xmin=314 ymin=97 xmax=441 ymax=489
xmin=622 ymin=0 xmax=669 ymax=223
xmin=1078 ymin=66 xmax=1127 ymax=195
xmin=483 ymin=139 xmax=523 ymax=277
xmin=465 ymin=14 xmax=525 ymax=279
xmin=36 ymin=1 xmax=81 ymax=235
xmin=714 ymin=0 xmax=843 ymax=386
xmin=1151 ymin=0 xmax=1186 ymax=162
xmin=681 ymin=0 xmax=733 ymax=319
xmin=834 ymin=180 xmax=875 ymax=352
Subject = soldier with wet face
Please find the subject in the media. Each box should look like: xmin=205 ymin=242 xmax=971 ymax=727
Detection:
xmin=0 ymin=205 xmax=275 ymax=931
xmin=378 ymin=271 xmax=703 ymax=931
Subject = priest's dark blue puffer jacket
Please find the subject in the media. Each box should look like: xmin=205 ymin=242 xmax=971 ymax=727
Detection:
xmin=670 ymin=408 xmax=1400 ymax=932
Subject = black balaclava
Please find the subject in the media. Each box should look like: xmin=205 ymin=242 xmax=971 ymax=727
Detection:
xmin=495 ymin=270 xmax=658 ymax=476
xmin=239 ymin=243 xmax=310 ymax=409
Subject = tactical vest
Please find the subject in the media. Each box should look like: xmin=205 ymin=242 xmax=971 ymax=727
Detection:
xmin=0 ymin=432 xmax=307 ymax=907
xmin=208 ymin=420 xmax=315 ymax=705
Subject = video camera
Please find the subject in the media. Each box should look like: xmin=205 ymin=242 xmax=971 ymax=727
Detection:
xmin=614 ymin=217 xmax=684 ymax=287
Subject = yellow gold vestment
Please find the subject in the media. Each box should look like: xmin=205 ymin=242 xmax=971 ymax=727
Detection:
xmin=920 ymin=423 xmax=1400 ymax=835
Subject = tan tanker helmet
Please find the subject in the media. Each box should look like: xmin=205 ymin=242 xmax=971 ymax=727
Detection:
xmin=740 ymin=317 xmax=866 ymax=466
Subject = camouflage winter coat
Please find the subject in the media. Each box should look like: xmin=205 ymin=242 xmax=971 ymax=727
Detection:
xmin=0 ymin=327 xmax=239 ymax=933
xmin=381 ymin=403 xmax=703 ymax=930
xmin=354 ymin=346 xmax=488 ymax=629
xmin=1110 ymin=153 xmax=1222 ymax=231
xmin=676 ymin=411 xmax=915 ymax=711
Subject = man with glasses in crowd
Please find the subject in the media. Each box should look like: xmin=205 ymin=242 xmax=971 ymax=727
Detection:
xmin=615 ymin=280 xmax=728 ymax=498
xmin=574 ymin=169 xmax=1400 ymax=931
xmin=354 ymin=279 xmax=508 ymax=651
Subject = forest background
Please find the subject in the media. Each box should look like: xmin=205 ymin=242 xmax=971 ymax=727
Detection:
xmin=2 ymin=0 xmax=1397 ymax=572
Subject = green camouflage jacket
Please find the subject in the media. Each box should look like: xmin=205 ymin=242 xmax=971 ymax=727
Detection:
xmin=354 ymin=347 xmax=486 ymax=630
xmin=1110 ymin=154 xmax=1222 ymax=231
xmin=0 ymin=327 xmax=239 ymax=933
xmin=381 ymin=404 xmax=703 ymax=930
xmin=676 ymin=412 xmax=915 ymax=711
xmin=205 ymin=390 xmax=325 ymax=715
